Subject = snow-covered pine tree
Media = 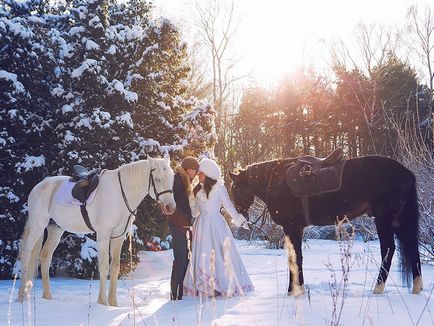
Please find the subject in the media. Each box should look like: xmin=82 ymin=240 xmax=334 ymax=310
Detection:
xmin=0 ymin=0 xmax=215 ymax=279
xmin=0 ymin=0 xmax=62 ymax=279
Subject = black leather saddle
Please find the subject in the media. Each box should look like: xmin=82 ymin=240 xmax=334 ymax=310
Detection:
xmin=70 ymin=165 xmax=100 ymax=203
xmin=284 ymin=148 xmax=346 ymax=225
xmin=286 ymin=148 xmax=345 ymax=197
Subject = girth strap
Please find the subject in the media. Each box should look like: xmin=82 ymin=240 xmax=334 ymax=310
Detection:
xmin=77 ymin=169 xmax=106 ymax=233
xmin=80 ymin=204 xmax=96 ymax=233
xmin=300 ymin=196 xmax=311 ymax=226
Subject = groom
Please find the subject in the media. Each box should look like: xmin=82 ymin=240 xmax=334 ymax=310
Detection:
xmin=166 ymin=156 xmax=199 ymax=300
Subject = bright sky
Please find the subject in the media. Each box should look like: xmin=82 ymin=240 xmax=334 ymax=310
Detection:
xmin=154 ymin=0 xmax=433 ymax=86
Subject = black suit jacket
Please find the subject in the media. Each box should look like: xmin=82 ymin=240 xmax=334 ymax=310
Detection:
xmin=167 ymin=173 xmax=192 ymax=228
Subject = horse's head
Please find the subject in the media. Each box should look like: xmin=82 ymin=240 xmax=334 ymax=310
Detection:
xmin=229 ymin=169 xmax=255 ymax=220
xmin=147 ymin=154 xmax=176 ymax=215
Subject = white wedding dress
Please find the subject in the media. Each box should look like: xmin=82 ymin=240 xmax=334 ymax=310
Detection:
xmin=183 ymin=181 xmax=254 ymax=298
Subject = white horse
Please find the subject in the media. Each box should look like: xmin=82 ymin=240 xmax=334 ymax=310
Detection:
xmin=17 ymin=154 xmax=176 ymax=306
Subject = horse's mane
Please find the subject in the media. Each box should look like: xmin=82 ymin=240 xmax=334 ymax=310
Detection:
xmin=117 ymin=160 xmax=149 ymax=197
xmin=245 ymin=157 xmax=297 ymax=177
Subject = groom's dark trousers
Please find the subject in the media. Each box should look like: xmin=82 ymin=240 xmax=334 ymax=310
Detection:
xmin=167 ymin=172 xmax=193 ymax=300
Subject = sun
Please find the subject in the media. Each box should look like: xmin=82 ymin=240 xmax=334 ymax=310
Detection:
xmin=234 ymin=1 xmax=334 ymax=87
xmin=155 ymin=0 xmax=422 ymax=88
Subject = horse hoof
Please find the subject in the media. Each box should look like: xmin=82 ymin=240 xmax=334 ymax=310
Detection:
xmin=412 ymin=276 xmax=423 ymax=294
xmin=373 ymin=283 xmax=385 ymax=294
xmin=98 ymin=299 xmax=108 ymax=306
xmin=288 ymin=285 xmax=305 ymax=296
xmin=42 ymin=294 xmax=52 ymax=300
xmin=109 ymin=301 xmax=118 ymax=307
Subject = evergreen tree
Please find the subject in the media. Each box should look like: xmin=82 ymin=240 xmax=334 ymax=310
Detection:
xmin=0 ymin=0 xmax=61 ymax=278
xmin=0 ymin=0 xmax=214 ymax=279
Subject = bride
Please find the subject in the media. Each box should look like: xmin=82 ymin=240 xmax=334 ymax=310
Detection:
xmin=183 ymin=158 xmax=254 ymax=298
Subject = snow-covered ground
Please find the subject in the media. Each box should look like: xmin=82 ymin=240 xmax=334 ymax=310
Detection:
xmin=1 ymin=240 xmax=433 ymax=325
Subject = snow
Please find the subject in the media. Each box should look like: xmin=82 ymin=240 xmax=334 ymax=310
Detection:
xmin=50 ymin=30 xmax=74 ymax=59
xmin=157 ymin=101 xmax=171 ymax=111
xmin=125 ymin=73 xmax=144 ymax=86
xmin=0 ymin=70 xmax=25 ymax=93
xmin=50 ymin=86 xmax=64 ymax=97
xmin=0 ymin=17 xmax=34 ymax=38
xmin=107 ymin=44 xmax=117 ymax=55
xmin=110 ymin=79 xmax=138 ymax=102
xmin=126 ymin=26 xmax=144 ymax=40
xmin=8 ymin=109 xmax=18 ymax=119
xmin=64 ymin=130 xmax=75 ymax=143
xmin=68 ymin=26 xmax=85 ymax=36
xmin=116 ymin=112 xmax=134 ymax=128
xmin=15 ymin=155 xmax=46 ymax=172
xmin=67 ymin=151 xmax=79 ymax=160
xmin=89 ymin=16 xmax=103 ymax=29
xmin=86 ymin=39 xmax=100 ymax=50
xmin=80 ymin=236 xmax=98 ymax=263
xmin=1 ymin=187 xmax=20 ymax=203
xmin=27 ymin=16 xmax=46 ymax=25
xmin=144 ymin=43 xmax=159 ymax=56
xmin=148 ymin=71 xmax=160 ymax=79
xmin=71 ymin=59 xmax=100 ymax=78
xmin=78 ymin=116 xmax=92 ymax=129
xmin=1 ymin=240 xmax=432 ymax=325
xmin=6 ymin=191 xmax=19 ymax=203
xmin=61 ymin=104 xmax=73 ymax=114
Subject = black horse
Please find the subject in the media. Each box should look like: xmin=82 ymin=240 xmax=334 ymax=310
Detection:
xmin=230 ymin=153 xmax=423 ymax=295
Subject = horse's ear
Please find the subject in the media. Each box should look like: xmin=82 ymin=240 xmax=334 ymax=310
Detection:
xmin=229 ymin=171 xmax=238 ymax=181
xmin=163 ymin=153 xmax=170 ymax=162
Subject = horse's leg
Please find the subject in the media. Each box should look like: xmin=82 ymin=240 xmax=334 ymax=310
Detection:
xmin=17 ymin=224 xmax=30 ymax=302
xmin=18 ymin=224 xmax=46 ymax=302
xmin=284 ymin=224 xmax=305 ymax=296
xmin=40 ymin=224 xmax=64 ymax=299
xmin=97 ymin=235 xmax=110 ymax=305
xmin=108 ymin=237 xmax=123 ymax=306
xmin=373 ymin=218 xmax=395 ymax=294
xmin=27 ymin=234 xmax=43 ymax=282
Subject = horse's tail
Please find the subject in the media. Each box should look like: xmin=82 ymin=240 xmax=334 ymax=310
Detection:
xmin=18 ymin=222 xmax=30 ymax=261
xmin=16 ymin=220 xmax=31 ymax=278
xmin=395 ymin=173 xmax=420 ymax=287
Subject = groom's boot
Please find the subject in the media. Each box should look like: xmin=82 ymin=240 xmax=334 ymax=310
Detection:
xmin=177 ymin=284 xmax=183 ymax=300
xmin=170 ymin=264 xmax=179 ymax=300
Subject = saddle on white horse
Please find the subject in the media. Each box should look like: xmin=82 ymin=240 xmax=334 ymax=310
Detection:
xmin=55 ymin=180 xmax=98 ymax=206
xmin=55 ymin=165 xmax=102 ymax=232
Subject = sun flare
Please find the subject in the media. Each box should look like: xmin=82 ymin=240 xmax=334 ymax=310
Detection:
xmin=236 ymin=1 xmax=338 ymax=86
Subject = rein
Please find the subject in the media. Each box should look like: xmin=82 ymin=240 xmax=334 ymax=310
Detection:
xmin=237 ymin=160 xmax=284 ymax=230
xmin=113 ymin=168 xmax=173 ymax=239
xmin=112 ymin=171 xmax=137 ymax=239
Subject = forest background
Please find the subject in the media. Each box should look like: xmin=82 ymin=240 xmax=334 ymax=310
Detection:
xmin=0 ymin=0 xmax=433 ymax=280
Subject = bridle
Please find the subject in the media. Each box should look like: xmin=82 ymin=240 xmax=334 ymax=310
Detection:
xmin=113 ymin=167 xmax=173 ymax=239
xmin=233 ymin=162 xmax=281 ymax=229
xmin=232 ymin=185 xmax=252 ymax=220
xmin=148 ymin=168 xmax=173 ymax=201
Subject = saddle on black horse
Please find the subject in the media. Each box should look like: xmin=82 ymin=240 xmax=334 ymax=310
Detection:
xmin=70 ymin=165 xmax=101 ymax=232
xmin=285 ymin=148 xmax=346 ymax=225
